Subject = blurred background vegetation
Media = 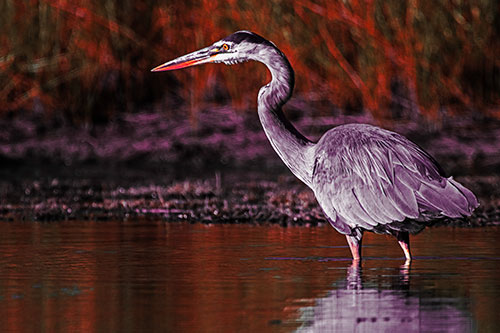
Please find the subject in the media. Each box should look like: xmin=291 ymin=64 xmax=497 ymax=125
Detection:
xmin=1 ymin=0 xmax=499 ymax=126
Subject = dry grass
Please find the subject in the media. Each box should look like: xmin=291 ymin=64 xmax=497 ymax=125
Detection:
xmin=1 ymin=0 xmax=499 ymax=124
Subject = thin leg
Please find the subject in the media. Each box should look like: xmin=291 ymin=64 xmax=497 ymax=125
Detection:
xmin=396 ymin=231 xmax=412 ymax=261
xmin=346 ymin=234 xmax=362 ymax=260
xmin=346 ymin=259 xmax=362 ymax=290
xmin=399 ymin=259 xmax=411 ymax=284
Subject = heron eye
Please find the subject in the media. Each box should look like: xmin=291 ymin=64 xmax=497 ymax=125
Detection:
xmin=222 ymin=43 xmax=229 ymax=51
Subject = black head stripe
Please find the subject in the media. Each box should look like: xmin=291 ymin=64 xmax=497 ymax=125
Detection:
xmin=223 ymin=31 xmax=274 ymax=48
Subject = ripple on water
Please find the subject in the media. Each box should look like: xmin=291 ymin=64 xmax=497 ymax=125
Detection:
xmin=0 ymin=222 xmax=498 ymax=332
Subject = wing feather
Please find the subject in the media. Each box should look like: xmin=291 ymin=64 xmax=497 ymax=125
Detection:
xmin=385 ymin=167 xmax=420 ymax=218
xmin=312 ymin=124 xmax=478 ymax=233
xmin=354 ymin=186 xmax=396 ymax=223
xmin=448 ymin=177 xmax=479 ymax=211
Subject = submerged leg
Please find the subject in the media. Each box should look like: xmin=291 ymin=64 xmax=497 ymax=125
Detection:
xmin=346 ymin=229 xmax=363 ymax=260
xmin=396 ymin=231 xmax=412 ymax=261
xmin=346 ymin=259 xmax=362 ymax=290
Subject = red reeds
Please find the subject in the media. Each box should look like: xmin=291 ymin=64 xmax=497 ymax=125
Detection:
xmin=1 ymin=0 xmax=498 ymax=124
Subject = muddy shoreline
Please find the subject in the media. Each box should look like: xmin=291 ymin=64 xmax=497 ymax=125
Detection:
xmin=1 ymin=163 xmax=498 ymax=227
xmin=1 ymin=108 xmax=499 ymax=226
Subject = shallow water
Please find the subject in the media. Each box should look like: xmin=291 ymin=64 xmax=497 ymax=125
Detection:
xmin=0 ymin=222 xmax=499 ymax=332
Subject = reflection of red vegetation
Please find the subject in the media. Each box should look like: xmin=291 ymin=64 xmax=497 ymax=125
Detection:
xmin=1 ymin=0 xmax=498 ymax=122
xmin=0 ymin=223 xmax=499 ymax=331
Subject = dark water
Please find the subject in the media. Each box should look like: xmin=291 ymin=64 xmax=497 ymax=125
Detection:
xmin=0 ymin=222 xmax=499 ymax=332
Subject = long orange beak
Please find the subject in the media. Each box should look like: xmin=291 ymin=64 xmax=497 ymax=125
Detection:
xmin=151 ymin=46 xmax=216 ymax=72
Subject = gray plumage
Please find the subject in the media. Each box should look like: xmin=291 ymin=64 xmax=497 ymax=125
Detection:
xmin=152 ymin=31 xmax=479 ymax=261
xmin=312 ymin=124 xmax=478 ymax=235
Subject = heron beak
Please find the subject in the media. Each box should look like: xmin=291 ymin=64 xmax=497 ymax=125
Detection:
xmin=151 ymin=46 xmax=216 ymax=72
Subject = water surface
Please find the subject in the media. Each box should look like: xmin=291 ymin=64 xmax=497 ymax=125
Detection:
xmin=0 ymin=222 xmax=499 ymax=332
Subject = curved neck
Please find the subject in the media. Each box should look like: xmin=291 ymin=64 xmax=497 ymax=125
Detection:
xmin=255 ymin=47 xmax=315 ymax=187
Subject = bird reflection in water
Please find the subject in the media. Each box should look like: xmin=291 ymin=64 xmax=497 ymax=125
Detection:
xmin=294 ymin=261 xmax=474 ymax=332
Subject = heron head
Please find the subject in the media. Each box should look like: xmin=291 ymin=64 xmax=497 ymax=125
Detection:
xmin=151 ymin=31 xmax=275 ymax=72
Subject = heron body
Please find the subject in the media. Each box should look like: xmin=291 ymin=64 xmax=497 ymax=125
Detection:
xmin=152 ymin=31 xmax=479 ymax=261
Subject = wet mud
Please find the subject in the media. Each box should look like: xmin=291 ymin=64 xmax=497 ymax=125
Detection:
xmin=1 ymin=109 xmax=499 ymax=225
xmin=0 ymin=164 xmax=498 ymax=227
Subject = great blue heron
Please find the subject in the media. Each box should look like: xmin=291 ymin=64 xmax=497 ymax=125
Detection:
xmin=152 ymin=31 xmax=478 ymax=261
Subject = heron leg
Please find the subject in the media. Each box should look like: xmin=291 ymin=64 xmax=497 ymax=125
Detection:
xmin=346 ymin=233 xmax=363 ymax=260
xmin=396 ymin=231 xmax=412 ymax=261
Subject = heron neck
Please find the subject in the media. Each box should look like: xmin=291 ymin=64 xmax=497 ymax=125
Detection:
xmin=257 ymin=49 xmax=315 ymax=187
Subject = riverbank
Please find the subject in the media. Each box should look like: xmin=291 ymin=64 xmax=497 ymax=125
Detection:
xmin=0 ymin=163 xmax=498 ymax=226
xmin=1 ymin=106 xmax=499 ymax=225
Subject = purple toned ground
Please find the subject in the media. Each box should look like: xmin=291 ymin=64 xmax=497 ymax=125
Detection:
xmin=0 ymin=106 xmax=499 ymax=225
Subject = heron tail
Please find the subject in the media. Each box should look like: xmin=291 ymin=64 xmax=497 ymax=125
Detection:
xmin=416 ymin=177 xmax=479 ymax=218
